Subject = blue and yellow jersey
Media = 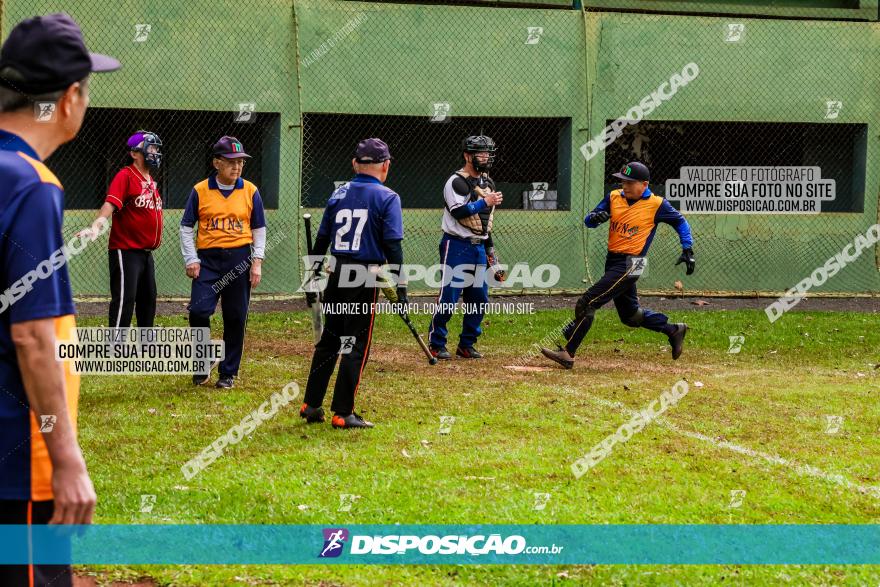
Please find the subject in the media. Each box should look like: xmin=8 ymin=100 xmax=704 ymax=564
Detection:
xmin=0 ymin=130 xmax=79 ymax=501
xmin=180 ymin=174 xmax=267 ymax=250
xmin=586 ymin=187 xmax=693 ymax=256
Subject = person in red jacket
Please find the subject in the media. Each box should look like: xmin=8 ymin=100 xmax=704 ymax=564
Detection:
xmin=82 ymin=131 xmax=163 ymax=327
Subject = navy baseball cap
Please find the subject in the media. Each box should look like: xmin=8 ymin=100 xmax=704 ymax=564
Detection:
xmin=354 ymin=138 xmax=392 ymax=164
xmin=212 ymin=136 xmax=250 ymax=159
xmin=0 ymin=13 xmax=120 ymax=95
xmin=612 ymin=161 xmax=650 ymax=182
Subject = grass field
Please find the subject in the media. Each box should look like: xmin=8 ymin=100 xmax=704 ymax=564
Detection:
xmin=74 ymin=303 xmax=880 ymax=585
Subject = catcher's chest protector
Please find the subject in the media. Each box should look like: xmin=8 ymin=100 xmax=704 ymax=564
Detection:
xmin=454 ymin=172 xmax=494 ymax=236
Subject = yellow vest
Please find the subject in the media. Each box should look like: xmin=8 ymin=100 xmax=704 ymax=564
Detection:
xmin=193 ymin=178 xmax=257 ymax=249
xmin=607 ymin=189 xmax=663 ymax=255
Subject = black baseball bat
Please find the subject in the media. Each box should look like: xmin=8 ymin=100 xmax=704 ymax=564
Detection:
xmin=302 ymin=214 xmax=323 ymax=342
xmin=378 ymin=279 xmax=437 ymax=365
xmin=400 ymin=309 xmax=438 ymax=366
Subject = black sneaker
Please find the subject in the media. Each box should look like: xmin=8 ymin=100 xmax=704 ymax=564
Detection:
xmin=668 ymin=323 xmax=688 ymax=360
xmin=192 ymin=373 xmax=210 ymax=385
xmin=331 ymin=412 xmax=374 ymax=429
xmin=430 ymin=345 xmax=452 ymax=360
xmin=299 ymin=403 xmax=325 ymax=424
xmin=540 ymin=346 xmax=574 ymax=370
xmin=456 ymin=346 xmax=482 ymax=359
xmin=215 ymin=375 xmax=235 ymax=388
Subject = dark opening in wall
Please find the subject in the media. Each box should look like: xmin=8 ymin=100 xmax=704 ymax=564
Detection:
xmin=47 ymin=108 xmax=281 ymax=210
xmin=603 ymin=120 xmax=867 ymax=213
xmin=302 ymin=113 xmax=571 ymax=211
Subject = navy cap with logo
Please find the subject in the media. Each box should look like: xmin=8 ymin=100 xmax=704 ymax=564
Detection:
xmin=612 ymin=161 xmax=651 ymax=182
xmin=0 ymin=13 xmax=120 ymax=95
xmin=354 ymin=138 xmax=392 ymax=164
xmin=212 ymin=136 xmax=251 ymax=159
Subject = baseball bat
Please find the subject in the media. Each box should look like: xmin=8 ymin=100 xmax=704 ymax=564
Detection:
xmin=302 ymin=214 xmax=323 ymax=343
xmin=378 ymin=278 xmax=438 ymax=365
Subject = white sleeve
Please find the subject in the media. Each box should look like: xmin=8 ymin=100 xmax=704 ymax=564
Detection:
xmin=179 ymin=225 xmax=199 ymax=265
xmin=251 ymin=226 xmax=266 ymax=259
xmin=444 ymin=174 xmax=471 ymax=211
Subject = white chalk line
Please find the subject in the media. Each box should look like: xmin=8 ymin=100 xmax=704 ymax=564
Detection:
xmin=569 ymin=388 xmax=880 ymax=500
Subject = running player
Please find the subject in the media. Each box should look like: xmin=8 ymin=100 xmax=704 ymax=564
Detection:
xmin=541 ymin=161 xmax=695 ymax=369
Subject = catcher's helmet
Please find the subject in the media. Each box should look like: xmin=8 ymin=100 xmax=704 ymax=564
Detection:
xmin=463 ymin=135 xmax=496 ymax=172
xmin=128 ymin=130 xmax=163 ymax=169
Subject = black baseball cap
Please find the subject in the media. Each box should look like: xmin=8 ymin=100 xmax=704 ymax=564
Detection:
xmin=612 ymin=161 xmax=650 ymax=182
xmin=354 ymin=138 xmax=392 ymax=164
xmin=0 ymin=13 xmax=120 ymax=95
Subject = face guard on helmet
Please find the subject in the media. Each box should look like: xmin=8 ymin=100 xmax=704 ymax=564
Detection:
xmin=130 ymin=130 xmax=163 ymax=169
xmin=463 ymin=135 xmax=496 ymax=173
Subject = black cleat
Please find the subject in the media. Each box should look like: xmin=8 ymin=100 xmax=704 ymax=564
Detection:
xmin=215 ymin=375 xmax=235 ymax=388
xmin=331 ymin=412 xmax=374 ymax=429
xmin=540 ymin=346 xmax=574 ymax=370
xmin=192 ymin=373 xmax=210 ymax=385
xmin=668 ymin=323 xmax=688 ymax=360
xmin=456 ymin=346 xmax=482 ymax=359
xmin=300 ymin=403 xmax=325 ymax=424
xmin=430 ymin=345 xmax=452 ymax=360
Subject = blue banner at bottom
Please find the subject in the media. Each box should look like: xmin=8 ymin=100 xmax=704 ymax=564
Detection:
xmin=1 ymin=525 xmax=878 ymax=565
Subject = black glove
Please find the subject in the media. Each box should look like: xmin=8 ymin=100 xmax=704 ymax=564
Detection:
xmin=396 ymin=285 xmax=409 ymax=308
xmin=589 ymin=210 xmax=610 ymax=225
xmin=676 ymin=248 xmax=695 ymax=275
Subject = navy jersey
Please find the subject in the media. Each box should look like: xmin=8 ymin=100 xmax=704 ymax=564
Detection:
xmin=0 ymin=130 xmax=79 ymax=500
xmin=317 ymin=174 xmax=403 ymax=263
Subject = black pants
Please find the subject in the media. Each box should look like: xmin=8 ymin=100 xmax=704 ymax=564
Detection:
xmin=109 ymin=249 xmax=157 ymax=328
xmin=304 ymin=263 xmax=378 ymax=416
xmin=562 ymin=253 xmax=674 ymax=356
xmin=0 ymin=500 xmax=72 ymax=587
xmin=188 ymin=246 xmax=252 ymax=377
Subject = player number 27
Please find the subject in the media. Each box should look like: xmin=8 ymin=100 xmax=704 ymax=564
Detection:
xmin=334 ymin=208 xmax=368 ymax=252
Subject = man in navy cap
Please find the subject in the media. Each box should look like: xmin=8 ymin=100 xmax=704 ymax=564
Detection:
xmin=541 ymin=161 xmax=695 ymax=369
xmin=299 ymin=138 xmax=404 ymax=429
xmin=180 ymin=136 xmax=267 ymax=389
xmin=0 ymin=12 xmax=119 ymax=587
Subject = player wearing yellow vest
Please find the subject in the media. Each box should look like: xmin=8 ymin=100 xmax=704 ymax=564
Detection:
xmin=541 ymin=161 xmax=695 ymax=369
xmin=180 ymin=136 xmax=266 ymax=388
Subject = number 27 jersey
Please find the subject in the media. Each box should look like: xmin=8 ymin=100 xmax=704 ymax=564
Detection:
xmin=318 ymin=174 xmax=403 ymax=263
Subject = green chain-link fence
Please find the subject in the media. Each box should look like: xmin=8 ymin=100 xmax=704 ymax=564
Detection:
xmin=4 ymin=0 xmax=880 ymax=300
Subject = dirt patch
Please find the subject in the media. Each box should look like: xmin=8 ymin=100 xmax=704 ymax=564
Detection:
xmin=74 ymin=293 xmax=880 ymax=318
xmin=74 ymin=574 xmax=157 ymax=587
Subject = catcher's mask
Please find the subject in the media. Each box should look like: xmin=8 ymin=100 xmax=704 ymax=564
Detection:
xmin=129 ymin=130 xmax=163 ymax=169
xmin=463 ymin=135 xmax=496 ymax=173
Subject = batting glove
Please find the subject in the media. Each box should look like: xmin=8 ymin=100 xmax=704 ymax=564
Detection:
xmin=588 ymin=210 xmax=610 ymax=225
xmin=676 ymin=248 xmax=695 ymax=275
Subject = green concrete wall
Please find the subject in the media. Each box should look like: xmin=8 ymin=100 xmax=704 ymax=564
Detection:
xmin=4 ymin=0 xmax=879 ymax=296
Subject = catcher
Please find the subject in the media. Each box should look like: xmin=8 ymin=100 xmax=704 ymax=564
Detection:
xmin=427 ymin=135 xmax=504 ymax=360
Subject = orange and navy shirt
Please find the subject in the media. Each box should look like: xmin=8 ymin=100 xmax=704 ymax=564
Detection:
xmin=0 ymin=129 xmax=79 ymax=501
xmin=180 ymin=174 xmax=266 ymax=250
xmin=586 ymin=187 xmax=693 ymax=256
